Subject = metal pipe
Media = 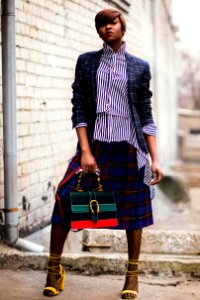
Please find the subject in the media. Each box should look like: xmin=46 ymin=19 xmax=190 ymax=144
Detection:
xmin=1 ymin=1 xmax=44 ymax=253
xmin=15 ymin=238 xmax=44 ymax=252
xmin=1 ymin=0 xmax=18 ymax=245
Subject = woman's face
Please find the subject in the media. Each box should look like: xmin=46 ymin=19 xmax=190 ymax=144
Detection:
xmin=97 ymin=17 xmax=123 ymax=44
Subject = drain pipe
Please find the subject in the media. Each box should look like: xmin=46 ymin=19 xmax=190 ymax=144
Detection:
xmin=1 ymin=0 xmax=18 ymax=246
xmin=1 ymin=0 xmax=43 ymax=252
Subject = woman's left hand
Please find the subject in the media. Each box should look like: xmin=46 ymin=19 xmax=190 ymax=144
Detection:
xmin=149 ymin=161 xmax=163 ymax=185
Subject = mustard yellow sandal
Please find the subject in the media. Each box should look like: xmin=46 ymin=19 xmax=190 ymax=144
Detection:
xmin=121 ymin=260 xmax=138 ymax=299
xmin=43 ymin=264 xmax=65 ymax=297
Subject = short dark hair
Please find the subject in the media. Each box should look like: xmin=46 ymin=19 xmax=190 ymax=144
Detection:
xmin=95 ymin=9 xmax=126 ymax=33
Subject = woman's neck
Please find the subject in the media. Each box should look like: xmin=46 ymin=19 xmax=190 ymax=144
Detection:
xmin=107 ymin=40 xmax=123 ymax=52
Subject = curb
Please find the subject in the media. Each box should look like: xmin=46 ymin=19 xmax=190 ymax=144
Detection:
xmin=82 ymin=229 xmax=200 ymax=255
xmin=0 ymin=246 xmax=200 ymax=276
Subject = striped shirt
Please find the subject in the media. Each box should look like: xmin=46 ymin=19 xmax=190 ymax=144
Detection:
xmin=75 ymin=43 xmax=156 ymax=195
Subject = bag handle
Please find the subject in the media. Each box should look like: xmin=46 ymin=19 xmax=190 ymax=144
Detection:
xmin=75 ymin=169 xmax=104 ymax=192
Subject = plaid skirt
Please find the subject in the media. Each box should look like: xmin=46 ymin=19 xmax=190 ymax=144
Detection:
xmin=52 ymin=141 xmax=154 ymax=230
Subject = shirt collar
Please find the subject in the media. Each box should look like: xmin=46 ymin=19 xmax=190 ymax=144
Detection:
xmin=103 ymin=42 xmax=126 ymax=57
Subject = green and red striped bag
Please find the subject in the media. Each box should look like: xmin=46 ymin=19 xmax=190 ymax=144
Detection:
xmin=70 ymin=171 xmax=118 ymax=229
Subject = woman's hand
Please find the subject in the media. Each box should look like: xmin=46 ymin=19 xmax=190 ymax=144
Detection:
xmin=144 ymin=135 xmax=163 ymax=185
xmin=75 ymin=127 xmax=97 ymax=173
xmin=149 ymin=161 xmax=163 ymax=185
xmin=81 ymin=150 xmax=97 ymax=173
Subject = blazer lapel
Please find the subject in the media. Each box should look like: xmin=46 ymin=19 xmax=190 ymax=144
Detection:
xmin=126 ymin=52 xmax=138 ymax=100
xmin=91 ymin=49 xmax=103 ymax=101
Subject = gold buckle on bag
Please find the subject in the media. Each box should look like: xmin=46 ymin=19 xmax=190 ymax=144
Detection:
xmin=89 ymin=199 xmax=100 ymax=214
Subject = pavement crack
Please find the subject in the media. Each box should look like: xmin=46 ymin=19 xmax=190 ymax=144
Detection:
xmin=140 ymin=280 xmax=183 ymax=287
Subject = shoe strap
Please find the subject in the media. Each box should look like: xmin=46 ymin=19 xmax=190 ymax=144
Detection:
xmin=126 ymin=270 xmax=138 ymax=277
xmin=128 ymin=259 xmax=139 ymax=265
xmin=48 ymin=264 xmax=62 ymax=275
xmin=48 ymin=254 xmax=61 ymax=268
xmin=43 ymin=286 xmax=58 ymax=294
xmin=121 ymin=289 xmax=138 ymax=296
xmin=50 ymin=253 xmax=61 ymax=261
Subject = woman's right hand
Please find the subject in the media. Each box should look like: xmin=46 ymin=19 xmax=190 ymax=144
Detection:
xmin=81 ymin=150 xmax=97 ymax=173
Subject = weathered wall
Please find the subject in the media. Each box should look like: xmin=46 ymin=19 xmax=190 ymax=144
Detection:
xmin=178 ymin=108 xmax=200 ymax=161
xmin=0 ymin=0 xmax=177 ymax=235
xmin=148 ymin=0 xmax=178 ymax=167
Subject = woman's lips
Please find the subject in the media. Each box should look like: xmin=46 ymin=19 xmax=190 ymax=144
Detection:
xmin=106 ymin=31 xmax=113 ymax=35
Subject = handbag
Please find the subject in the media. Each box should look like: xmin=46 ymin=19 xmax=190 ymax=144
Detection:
xmin=70 ymin=170 xmax=118 ymax=229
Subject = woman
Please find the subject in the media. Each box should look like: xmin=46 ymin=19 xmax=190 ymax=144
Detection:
xmin=43 ymin=8 xmax=163 ymax=299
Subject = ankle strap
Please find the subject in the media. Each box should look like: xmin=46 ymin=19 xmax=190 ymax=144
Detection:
xmin=48 ymin=264 xmax=61 ymax=275
xmin=50 ymin=254 xmax=61 ymax=259
xmin=126 ymin=270 xmax=138 ymax=277
xmin=49 ymin=254 xmax=61 ymax=263
xmin=128 ymin=259 xmax=139 ymax=265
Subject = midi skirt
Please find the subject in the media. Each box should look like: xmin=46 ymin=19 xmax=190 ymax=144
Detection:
xmin=52 ymin=141 xmax=154 ymax=230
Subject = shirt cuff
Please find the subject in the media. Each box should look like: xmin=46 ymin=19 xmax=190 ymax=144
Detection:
xmin=75 ymin=122 xmax=88 ymax=128
xmin=142 ymin=123 xmax=157 ymax=136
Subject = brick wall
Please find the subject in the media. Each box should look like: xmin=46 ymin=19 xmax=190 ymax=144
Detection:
xmin=0 ymin=0 xmax=177 ymax=235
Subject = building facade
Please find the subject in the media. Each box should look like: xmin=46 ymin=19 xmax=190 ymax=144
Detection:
xmin=0 ymin=0 xmax=177 ymax=235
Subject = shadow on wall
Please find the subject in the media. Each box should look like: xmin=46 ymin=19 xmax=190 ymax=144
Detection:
xmin=152 ymin=172 xmax=200 ymax=231
xmin=158 ymin=174 xmax=190 ymax=204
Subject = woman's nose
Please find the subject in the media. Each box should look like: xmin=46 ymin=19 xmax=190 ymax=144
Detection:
xmin=106 ymin=23 xmax=111 ymax=29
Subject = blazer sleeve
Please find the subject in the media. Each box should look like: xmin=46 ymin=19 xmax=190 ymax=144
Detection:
xmin=137 ymin=62 xmax=155 ymax=127
xmin=71 ymin=55 xmax=87 ymax=128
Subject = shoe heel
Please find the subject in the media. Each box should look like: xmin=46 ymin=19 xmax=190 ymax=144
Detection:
xmin=58 ymin=265 xmax=65 ymax=291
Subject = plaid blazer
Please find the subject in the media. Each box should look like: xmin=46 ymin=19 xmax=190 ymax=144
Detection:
xmin=71 ymin=49 xmax=154 ymax=153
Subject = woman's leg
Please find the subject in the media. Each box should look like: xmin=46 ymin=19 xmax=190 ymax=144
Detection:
xmin=122 ymin=229 xmax=142 ymax=299
xmin=49 ymin=223 xmax=70 ymax=257
xmin=44 ymin=223 xmax=70 ymax=296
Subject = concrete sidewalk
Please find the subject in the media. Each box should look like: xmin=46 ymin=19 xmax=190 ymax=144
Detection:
xmin=1 ymin=241 xmax=200 ymax=299
xmin=0 ymin=187 xmax=199 ymax=299
xmin=0 ymin=270 xmax=199 ymax=300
